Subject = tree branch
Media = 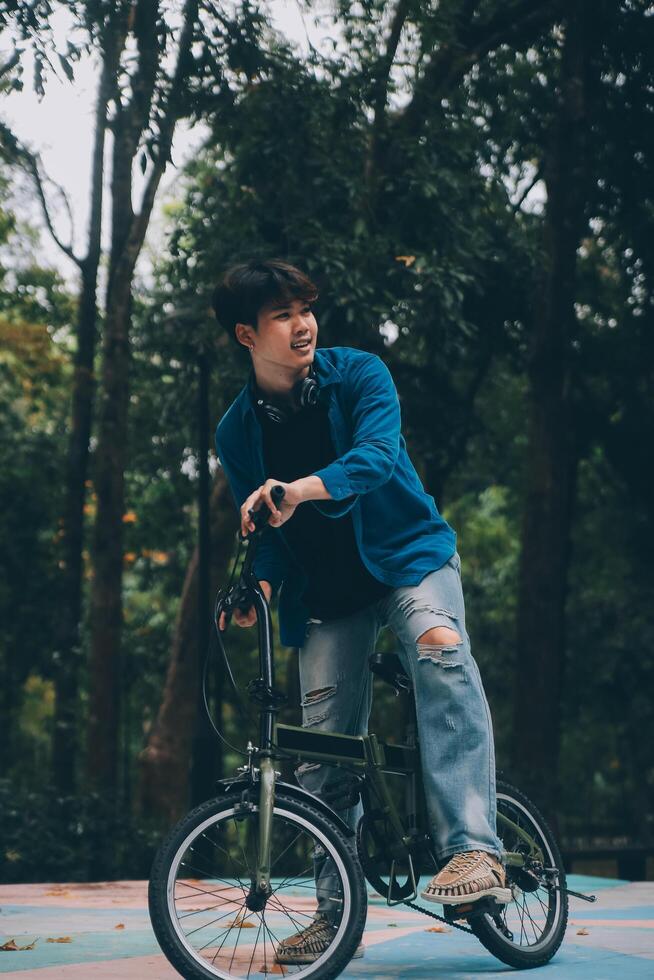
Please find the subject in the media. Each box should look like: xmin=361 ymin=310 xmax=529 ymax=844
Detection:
xmin=118 ymin=0 xmax=161 ymax=161
xmin=513 ymin=165 xmax=544 ymax=213
xmin=401 ymin=0 xmax=566 ymax=137
xmin=0 ymin=120 xmax=82 ymax=267
xmin=367 ymin=0 xmax=412 ymax=186
xmin=0 ymin=47 xmax=21 ymax=80
xmin=128 ymin=0 xmax=198 ymax=257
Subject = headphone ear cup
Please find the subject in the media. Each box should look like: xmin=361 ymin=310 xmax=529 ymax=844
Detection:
xmin=262 ymin=403 xmax=288 ymax=424
xmin=295 ymin=364 xmax=322 ymax=409
xmin=250 ymin=365 xmax=322 ymax=422
xmin=297 ymin=375 xmax=319 ymax=408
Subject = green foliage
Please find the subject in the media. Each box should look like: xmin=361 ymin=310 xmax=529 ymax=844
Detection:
xmin=0 ymin=0 xmax=652 ymax=872
xmin=0 ymin=780 xmax=160 ymax=883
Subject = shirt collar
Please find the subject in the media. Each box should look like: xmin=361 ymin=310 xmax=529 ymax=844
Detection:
xmin=238 ymin=347 xmax=342 ymax=422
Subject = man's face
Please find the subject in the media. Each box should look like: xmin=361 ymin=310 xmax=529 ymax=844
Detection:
xmin=249 ymin=296 xmax=318 ymax=370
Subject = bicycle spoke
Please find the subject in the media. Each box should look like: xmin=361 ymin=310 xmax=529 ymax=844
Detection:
xmin=246 ymin=912 xmax=265 ymax=978
xmin=522 ymin=896 xmax=541 ymax=943
xmin=179 ymin=894 xmax=245 ymax=921
xmin=195 ymin=831 xmax=252 ymax=888
xmin=162 ymin=798 xmax=355 ymax=979
xmin=534 ymin=887 xmax=550 ymax=917
xmin=270 ymin=861 xmax=314 ymax=894
xmin=260 ymin=910 xmax=289 ymax=970
xmin=180 ymin=858 xmax=248 ymax=898
xmin=204 ymin=918 xmax=238 ymax=962
xmin=228 ymin=904 xmax=249 ymax=972
xmin=266 ymin=893 xmax=315 ymax=933
xmin=187 ymin=903 xmax=245 ymax=941
xmin=176 ymin=873 xmax=246 ymax=901
xmin=270 ymin=829 xmax=305 ymax=872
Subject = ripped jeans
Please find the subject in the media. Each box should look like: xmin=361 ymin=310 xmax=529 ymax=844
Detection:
xmin=296 ymin=551 xmax=503 ymax=917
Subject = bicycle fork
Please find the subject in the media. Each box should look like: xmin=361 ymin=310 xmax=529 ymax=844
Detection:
xmin=255 ymin=755 xmax=275 ymax=898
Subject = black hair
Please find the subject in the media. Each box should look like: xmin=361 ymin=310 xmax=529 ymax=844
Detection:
xmin=212 ymin=259 xmax=318 ymax=353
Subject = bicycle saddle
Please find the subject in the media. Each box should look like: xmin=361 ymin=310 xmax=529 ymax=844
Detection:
xmin=368 ymin=651 xmax=411 ymax=693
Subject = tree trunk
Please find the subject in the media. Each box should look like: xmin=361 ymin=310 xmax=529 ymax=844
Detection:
xmin=512 ymin=6 xmax=588 ymax=806
xmin=138 ymin=471 xmax=238 ymax=824
xmin=190 ymin=349 xmax=217 ymax=805
xmin=86 ymin=265 xmax=134 ymax=795
xmin=46 ymin=34 xmax=118 ymax=794
xmin=84 ymin=0 xmax=198 ymax=799
xmin=51 ymin=269 xmax=101 ymax=793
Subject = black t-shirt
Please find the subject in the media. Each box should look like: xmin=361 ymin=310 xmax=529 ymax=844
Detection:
xmin=259 ymin=400 xmax=392 ymax=621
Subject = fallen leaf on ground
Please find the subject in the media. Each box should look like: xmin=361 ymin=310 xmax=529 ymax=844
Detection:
xmin=258 ymin=964 xmax=286 ymax=974
xmin=46 ymin=937 xmax=72 ymax=944
xmin=114 ymin=924 xmax=125 ymax=930
xmin=1 ymin=938 xmax=39 ymax=951
xmin=576 ymin=928 xmax=589 ymax=936
xmin=227 ymin=917 xmax=256 ymax=928
xmin=45 ymin=888 xmax=72 ymax=897
xmin=426 ymin=925 xmax=451 ymax=933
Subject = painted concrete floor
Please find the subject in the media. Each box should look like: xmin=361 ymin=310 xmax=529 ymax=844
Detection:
xmin=0 ymin=875 xmax=652 ymax=978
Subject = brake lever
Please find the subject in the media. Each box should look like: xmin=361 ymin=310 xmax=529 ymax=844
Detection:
xmin=216 ymin=584 xmax=252 ymax=628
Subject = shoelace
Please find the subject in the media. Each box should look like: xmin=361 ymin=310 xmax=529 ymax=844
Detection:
xmin=287 ymin=919 xmax=334 ymax=944
xmin=443 ymin=850 xmax=485 ymax=875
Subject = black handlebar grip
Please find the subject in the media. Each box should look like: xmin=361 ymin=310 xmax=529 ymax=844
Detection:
xmin=271 ymin=484 xmax=285 ymax=505
xmin=248 ymin=484 xmax=287 ymax=533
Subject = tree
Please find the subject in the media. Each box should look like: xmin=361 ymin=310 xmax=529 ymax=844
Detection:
xmin=0 ymin=189 xmax=74 ymax=780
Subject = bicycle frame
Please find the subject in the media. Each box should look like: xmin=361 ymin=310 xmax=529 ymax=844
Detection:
xmin=222 ymin=536 xmax=543 ymax=905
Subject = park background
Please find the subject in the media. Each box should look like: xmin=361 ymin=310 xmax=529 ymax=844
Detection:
xmin=0 ymin=0 xmax=652 ymax=885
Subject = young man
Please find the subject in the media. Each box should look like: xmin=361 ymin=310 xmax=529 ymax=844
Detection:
xmin=213 ymin=259 xmax=509 ymax=962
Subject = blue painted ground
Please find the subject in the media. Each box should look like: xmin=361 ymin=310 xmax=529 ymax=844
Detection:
xmin=0 ymin=875 xmax=652 ymax=977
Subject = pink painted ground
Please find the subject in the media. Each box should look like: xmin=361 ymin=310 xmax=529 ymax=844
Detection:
xmin=1 ymin=877 xmax=652 ymax=978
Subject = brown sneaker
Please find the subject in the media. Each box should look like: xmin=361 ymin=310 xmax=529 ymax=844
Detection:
xmin=421 ymin=850 xmax=512 ymax=906
xmin=275 ymin=917 xmax=365 ymax=965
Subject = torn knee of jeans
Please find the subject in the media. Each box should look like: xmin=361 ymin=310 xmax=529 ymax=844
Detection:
xmin=417 ymin=645 xmax=464 ymax=668
xmin=397 ymin=596 xmax=442 ymax=617
xmin=301 ymin=685 xmax=336 ymax=708
xmin=416 ymin=624 xmax=463 ymax=667
xmin=303 ymin=709 xmax=331 ymax=727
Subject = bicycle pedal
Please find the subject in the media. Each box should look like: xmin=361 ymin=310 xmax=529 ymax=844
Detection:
xmin=443 ymin=896 xmax=506 ymax=922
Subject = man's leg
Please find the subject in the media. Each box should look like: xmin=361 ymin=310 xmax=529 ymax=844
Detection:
xmin=379 ymin=552 xmax=509 ymax=904
xmin=276 ymin=606 xmax=380 ymax=964
xmin=296 ymin=607 xmax=380 ymax=914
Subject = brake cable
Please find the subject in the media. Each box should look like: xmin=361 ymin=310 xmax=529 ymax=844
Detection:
xmin=202 ymin=486 xmax=287 ymax=759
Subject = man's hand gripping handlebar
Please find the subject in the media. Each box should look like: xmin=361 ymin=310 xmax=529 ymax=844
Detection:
xmin=217 ymin=485 xmax=285 ymax=632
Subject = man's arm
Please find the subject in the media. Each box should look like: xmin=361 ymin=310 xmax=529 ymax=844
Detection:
xmin=308 ymin=354 xmax=401 ymax=518
xmin=215 ymin=426 xmax=291 ymax=594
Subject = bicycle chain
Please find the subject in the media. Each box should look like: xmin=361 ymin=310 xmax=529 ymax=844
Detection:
xmin=401 ymin=898 xmax=473 ymax=934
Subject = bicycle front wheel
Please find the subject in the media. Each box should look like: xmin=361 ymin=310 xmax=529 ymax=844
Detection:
xmin=470 ymin=780 xmax=568 ymax=968
xmin=148 ymin=790 xmax=367 ymax=980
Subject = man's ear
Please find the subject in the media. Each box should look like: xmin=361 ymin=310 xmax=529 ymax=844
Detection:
xmin=235 ymin=322 xmax=255 ymax=349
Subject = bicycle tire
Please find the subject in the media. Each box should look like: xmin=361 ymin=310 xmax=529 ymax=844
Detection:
xmin=469 ymin=779 xmax=568 ymax=968
xmin=148 ymin=790 xmax=367 ymax=980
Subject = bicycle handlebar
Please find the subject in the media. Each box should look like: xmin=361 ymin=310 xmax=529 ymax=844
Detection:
xmin=241 ymin=483 xmax=286 ymax=539
xmin=217 ymin=484 xmax=286 ymax=624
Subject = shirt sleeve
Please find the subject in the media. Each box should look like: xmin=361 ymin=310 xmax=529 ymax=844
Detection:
xmin=215 ymin=425 xmax=291 ymax=593
xmin=310 ymin=354 xmax=401 ymax=519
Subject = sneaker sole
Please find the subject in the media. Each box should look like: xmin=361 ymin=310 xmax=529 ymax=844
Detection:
xmin=421 ymin=886 xmax=512 ymax=906
xmin=276 ymin=944 xmax=365 ymax=965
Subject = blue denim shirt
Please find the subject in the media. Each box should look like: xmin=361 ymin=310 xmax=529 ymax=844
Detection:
xmin=215 ymin=346 xmax=456 ymax=647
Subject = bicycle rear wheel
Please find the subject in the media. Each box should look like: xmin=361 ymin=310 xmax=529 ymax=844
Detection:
xmin=470 ymin=780 xmax=568 ymax=968
xmin=148 ymin=790 xmax=367 ymax=980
